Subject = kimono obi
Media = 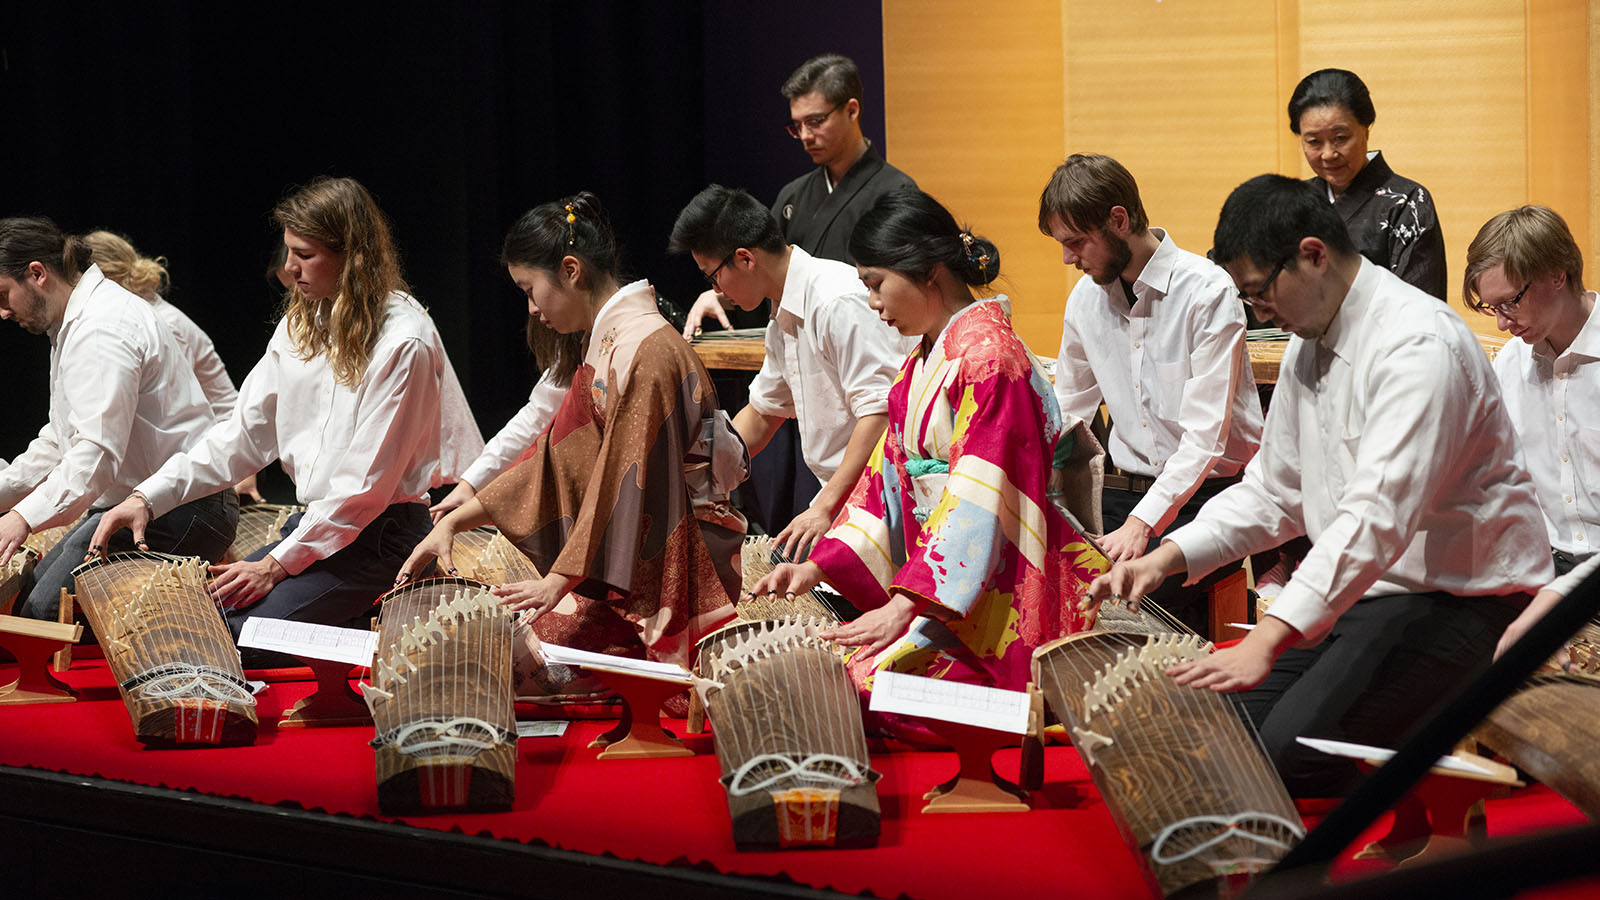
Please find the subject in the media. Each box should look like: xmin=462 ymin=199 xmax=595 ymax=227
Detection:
xmin=685 ymin=408 xmax=749 ymax=510
xmin=904 ymin=456 xmax=949 ymax=524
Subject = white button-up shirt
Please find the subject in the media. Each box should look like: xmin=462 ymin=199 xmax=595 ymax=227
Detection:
xmin=1493 ymin=292 xmax=1600 ymax=556
xmin=1054 ymin=228 xmax=1263 ymax=533
xmin=459 ymin=369 xmax=565 ymax=491
xmin=747 ymin=246 xmax=914 ymax=484
xmin=151 ymin=295 xmax=239 ymax=420
xmin=139 ymin=292 xmax=483 ymax=575
xmin=1167 ymin=260 xmax=1551 ymax=642
xmin=0 ymin=266 xmax=215 ymax=530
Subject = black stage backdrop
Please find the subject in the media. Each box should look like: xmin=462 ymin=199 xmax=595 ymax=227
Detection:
xmin=1 ymin=2 xmax=887 ymax=501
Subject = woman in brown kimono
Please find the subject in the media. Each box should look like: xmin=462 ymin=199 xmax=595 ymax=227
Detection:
xmin=399 ymin=192 xmax=747 ymax=697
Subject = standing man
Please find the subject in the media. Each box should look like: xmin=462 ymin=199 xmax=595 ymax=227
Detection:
xmin=1465 ymin=205 xmax=1598 ymax=577
xmin=0 ymin=217 xmax=238 ymax=619
xmin=669 ymin=185 xmax=910 ymax=559
xmin=1041 ymin=154 xmax=1263 ymax=633
xmin=681 ymin=53 xmax=917 ymax=537
xmin=1090 ymin=175 xmax=1550 ymax=796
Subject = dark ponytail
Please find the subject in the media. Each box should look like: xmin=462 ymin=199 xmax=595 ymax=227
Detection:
xmin=847 ymin=189 xmax=1000 ymax=287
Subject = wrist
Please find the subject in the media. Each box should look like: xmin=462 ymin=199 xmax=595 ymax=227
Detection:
xmin=129 ymin=489 xmax=155 ymax=519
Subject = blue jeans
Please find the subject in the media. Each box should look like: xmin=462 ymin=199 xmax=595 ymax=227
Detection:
xmin=21 ymin=489 xmax=240 ymax=620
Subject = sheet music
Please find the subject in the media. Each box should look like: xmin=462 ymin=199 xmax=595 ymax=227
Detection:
xmin=538 ymin=642 xmax=694 ymax=684
xmin=238 ymin=617 xmax=378 ymax=667
xmin=516 ymin=720 xmax=569 ymax=738
xmin=868 ymin=671 xmax=1031 ymax=734
xmin=1295 ymin=736 xmax=1493 ymax=776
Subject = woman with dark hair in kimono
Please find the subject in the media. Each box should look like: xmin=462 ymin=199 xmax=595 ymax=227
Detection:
xmin=751 ymin=189 xmax=1109 ymax=734
xmin=399 ymin=193 xmax=747 ymax=697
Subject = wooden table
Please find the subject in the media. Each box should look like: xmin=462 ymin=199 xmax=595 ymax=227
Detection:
xmin=692 ymin=335 xmax=1508 ymax=387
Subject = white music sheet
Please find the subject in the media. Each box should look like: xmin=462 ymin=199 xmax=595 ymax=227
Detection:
xmin=538 ymin=642 xmax=694 ymax=684
xmin=238 ymin=617 xmax=378 ymax=667
xmin=868 ymin=671 xmax=1032 ymax=734
xmin=1295 ymin=736 xmax=1494 ymax=776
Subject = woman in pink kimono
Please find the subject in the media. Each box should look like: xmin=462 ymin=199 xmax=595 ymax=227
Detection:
xmin=752 ymin=190 xmax=1109 ymax=729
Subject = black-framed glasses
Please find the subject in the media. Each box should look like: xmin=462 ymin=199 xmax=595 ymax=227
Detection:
xmin=703 ymin=250 xmax=738 ymax=288
xmin=785 ymin=102 xmax=843 ymax=139
xmin=1237 ymin=258 xmax=1290 ymax=306
xmin=1470 ymin=281 xmax=1532 ymax=317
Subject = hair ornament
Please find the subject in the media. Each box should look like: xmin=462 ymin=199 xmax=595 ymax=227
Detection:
xmin=959 ymin=230 xmax=975 ymax=249
xmin=565 ymin=203 xmax=577 ymax=245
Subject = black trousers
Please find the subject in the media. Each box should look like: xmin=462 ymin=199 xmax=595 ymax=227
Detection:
xmin=1239 ymin=590 xmax=1523 ymax=797
xmin=1102 ymin=477 xmax=1240 ymax=637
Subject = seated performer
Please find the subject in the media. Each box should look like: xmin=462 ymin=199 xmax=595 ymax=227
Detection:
xmin=1465 ymin=206 xmax=1598 ymax=577
xmin=81 ymin=229 xmax=265 ymax=504
xmin=0 ymin=217 xmax=237 ymax=619
xmin=1042 ymin=154 xmax=1262 ymax=633
xmin=750 ymin=189 xmax=1107 ymax=735
xmin=668 ymin=185 xmax=910 ymax=558
xmin=90 ymin=176 xmax=482 ymax=658
xmin=399 ymin=192 xmax=747 ymax=696
xmin=1089 ymin=175 xmax=1551 ymax=796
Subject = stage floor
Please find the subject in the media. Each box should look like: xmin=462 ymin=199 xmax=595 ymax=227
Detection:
xmin=0 ymin=657 xmax=1591 ymax=899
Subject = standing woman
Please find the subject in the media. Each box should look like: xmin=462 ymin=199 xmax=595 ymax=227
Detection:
xmin=91 ymin=176 xmax=482 ymax=654
xmin=400 ymin=193 xmax=747 ymax=695
xmin=1289 ymin=68 xmax=1447 ymax=299
xmin=751 ymin=190 xmax=1107 ymax=731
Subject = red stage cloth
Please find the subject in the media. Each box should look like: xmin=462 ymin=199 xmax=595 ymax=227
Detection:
xmin=0 ymin=658 xmax=1591 ymax=899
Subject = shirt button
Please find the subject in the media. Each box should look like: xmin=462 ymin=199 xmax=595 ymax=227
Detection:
xmin=1558 ymin=413 xmax=1566 ymax=422
xmin=1563 ymin=454 xmax=1570 ymax=462
xmin=1567 ymin=496 xmax=1575 ymax=504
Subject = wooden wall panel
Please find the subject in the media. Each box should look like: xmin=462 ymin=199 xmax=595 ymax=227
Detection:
xmin=883 ymin=0 xmax=1595 ymax=348
xmin=882 ymin=0 xmax=1067 ymax=353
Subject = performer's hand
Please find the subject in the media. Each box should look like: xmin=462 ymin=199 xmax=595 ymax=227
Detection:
xmin=746 ymin=561 xmax=824 ymax=600
xmin=0 ymin=511 xmax=31 ymax=567
xmin=1495 ymin=588 xmax=1569 ymax=668
xmin=820 ymin=592 xmax=924 ymax=657
xmin=234 ymin=472 xmax=265 ymax=505
xmin=492 ymin=572 xmax=572 ymax=619
xmin=1084 ymin=549 xmax=1174 ymax=613
xmin=207 ymin=555 xmax=288 ymax=611
xmin=775 ymin=506 xmax=832 ymax=561
xmin=680 ymin=289 xmax=732 ymax=340
xmin=86 ymin=495 xmax=154 ymax=561
xmin=1099 ymin=516 xmax=1152 ymax=563
xmin=1167 ymin=616 xmax=1299 ymax=692
xmin=428 ymin=481 xmax=476 ymax=524
xmin=396 ymin=523 xmax=458 ymax=585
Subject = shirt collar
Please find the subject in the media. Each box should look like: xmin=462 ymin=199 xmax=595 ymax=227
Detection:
xmin=1131 ymin=227 xmax=1177 ymax=299
xmin=1535 ymin=290 xmax=1600 ymax=362
xmin=591 ymin=278 xmax=654 ymax=331
xmin=1317 ymin=257 xmax=1379 ymax=361
xmin=776 ymin=246 xmax=817 ymax=322
xmin=56 ymin=264 xmax=108 ymax=340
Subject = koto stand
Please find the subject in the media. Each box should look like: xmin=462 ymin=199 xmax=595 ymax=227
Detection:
xmin=1352 ymin=749 xmax=1519 ymax=866
xmin=920 ymin=719 xmax=1030 ymax=813
xmin=0 ymin=615 xmax=82 ymax=705
xmin=586 ymin=669 xmax=693 ymax=759
xmin=280 ymin=657 xmax=371 ymax=728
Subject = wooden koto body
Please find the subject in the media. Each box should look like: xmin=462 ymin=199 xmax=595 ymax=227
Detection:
xmin=1476 ymin=672 xmax=1600 ymax=819
xmin=449 ymin=526 xmax=541 ymax=587
xmin=224 ymin=503 xmax=305 ymax=564
xmin=71 ymin=552 xmax=259 ymax=747
xmin=696 ymin=617 xmax=880 ymax=850
xmin=1033 ymin=631 xmax=1302 ymax=897
xmin=364 ymin=577 xmax=516 ymax=815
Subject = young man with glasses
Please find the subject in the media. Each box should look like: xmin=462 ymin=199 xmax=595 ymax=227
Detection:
xmin=669 ymin=185 xmax=911 ymax=560
xmin=1466 ymin=205 xmax=1599 ymax=577
xmin=1089 ymin=174 xmax=1550 ymax=796
xmin=1040 ymin=154 xmax=1263 ymax=635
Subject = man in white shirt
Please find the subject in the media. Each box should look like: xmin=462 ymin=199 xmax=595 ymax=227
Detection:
xmin=1465 ymin=205 xmax=1599 ymax=578
xmin=0 ymin=217 xmax=238 ymax=619
xmin=669 ymin=185 xmax=911 ymax=558
xmin=1089 ymin=174 xmax=1551 ymax=795
xmin=1041 ymin=154 xmax=1263 ymax=634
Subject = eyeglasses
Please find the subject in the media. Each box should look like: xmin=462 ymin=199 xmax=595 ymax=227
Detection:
xmin=1470 ymin=281 xmax=1532 ymax=317
xmin=785 ymin=102 xmax=843 ymax=139
xmin=1237 ymin=258 xmax=1290 ymax=306
xmin=703 ymin=250 xmax=738 ymax=289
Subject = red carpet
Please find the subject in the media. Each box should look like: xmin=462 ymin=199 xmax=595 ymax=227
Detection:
xmin=0 ymin=658 xmax=1591 ymax=899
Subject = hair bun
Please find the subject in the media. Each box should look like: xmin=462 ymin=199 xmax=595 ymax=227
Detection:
xmin=957 ymin=232 xmax=1001 ymax=286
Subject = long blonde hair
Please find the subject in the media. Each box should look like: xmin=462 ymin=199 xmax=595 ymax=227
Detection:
xmin=273 ymin=176 xmax=408 ymax=387
xmin=82 ymin=230 xmax=169 ymax=301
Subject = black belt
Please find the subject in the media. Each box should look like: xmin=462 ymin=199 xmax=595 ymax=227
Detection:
xmin=1103 ymin=471 xmax=1243 ymax=495
xmin=1553 ymin=548 xmax=1596 ymax=572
